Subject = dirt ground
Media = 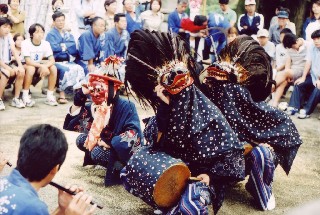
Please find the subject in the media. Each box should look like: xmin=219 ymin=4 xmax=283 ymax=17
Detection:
xmin=1 ymin=84 xmax=320 ymax=215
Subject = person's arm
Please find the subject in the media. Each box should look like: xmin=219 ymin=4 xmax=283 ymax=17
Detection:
xmin=237 ymin=14 xmax=244 ymax=32
xmin=46 ymin=33 xmax=63 ymax=54
xmin=257 ymin=13 xmax=264 ymax=30
xmin=168 ymin=12 xmax=181 ymax=34
xmin=0 ymin=60 xmax=13 ymax=71
xmin=294 ymin=60 xmax=311 ymax=85
xmin=229 ymin=10 xmax=237 ymax=27
xmin=7 ymin=9 xmax=25 ymax=24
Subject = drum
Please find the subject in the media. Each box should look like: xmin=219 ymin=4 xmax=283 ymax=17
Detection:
xmin=121 ymin=147 xmax=191 ymax=208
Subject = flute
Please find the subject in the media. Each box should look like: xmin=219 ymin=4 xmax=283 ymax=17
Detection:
xmin=49 ymin=181 xmax=103 ymax=209
xmin=6 ymin=161 xmax=12 ymax=167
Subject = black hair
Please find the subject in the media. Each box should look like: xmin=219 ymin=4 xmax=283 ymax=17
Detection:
xmin=52 ymin=11 xmax=65 ymax=21
xmin=91 ymin=16 xmax=105 ymax=26
xmin=219 ymin=0 xmax=229 ymax=4
xmin=280 ymin=28 xmax=292 ymax=35
xmin=13 ymin=32 xmax=25 ymax=42
xmin=0 ymin=17 xmax=12 ymax=27
xmin=311 ymin=29 xmax=320 ymax=39
xmin=194 ymin=15 xmax=207 ymax=26
xmin=29 ymin=23 xmax=45 ymax=38
xmin=114 ymin=13 xmax=126 ymax=23
xmin=105 ymin=0 xmax=116 ymax=8
xmin=0 ymin=4 xmax=8 ymax=14
xmin=8 ymin=0 xmax=21 ymax=4
xmin=283 ymin=33 xmax=298 ymax=49
xmin=16 ymin=124 xmax=68 ymax=182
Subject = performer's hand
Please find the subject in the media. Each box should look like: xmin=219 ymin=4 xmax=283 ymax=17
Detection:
xmin=97 ymin=139 xmax=111 ymax=150
xmin=197 ymin=174 xmax=210 ymax=186
xmin=88 ymin=64 xmax=96 ymax=73
xmin=294 ymin=76 xmax=306 ymax=85
xmin=154 ymin=84 xmax=170 ymax=105
xmin=65 ymin=192 xmax=96 ymax=215
xmin=58 ymin=184 xmax=84 ymax=212
xmin=0 ymin=151 xmax=8 ymax=172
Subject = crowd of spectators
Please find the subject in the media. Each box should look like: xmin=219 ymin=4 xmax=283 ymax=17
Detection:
xmin=1 ymin=0 xmax=320 ymax=119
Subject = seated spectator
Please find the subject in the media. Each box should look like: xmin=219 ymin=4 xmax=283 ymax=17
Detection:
xmin=45 ymin=0 xmax=78 ymax=37
xmin=305 ymin=19 xmax=320 ymax=41
xmin=104 ymin=0 xmax=117 ymax=31
xmin=269 ymin=10 xmax=296 ymax=45
xmin=140 ymin=0 xmax=164 ymax=32
xmin=168 ymin=0 xmax=189 ymax=41
xmin=237 ymin=0 xmax=264 ymax=36
xmin=0 ymin=4 xmax=8 ymax=18
xmin=286 ymin=30 xmax=320 ymax=118
xmin=46 ymin=12 xmax=86 ymax=104
xmin=0 ymin=124 xmax=96 ymax=214
xmin=63 ymin=57 xmax=142 ymax=186
xmin=76 ymin=17 xmax=106 ymax=75
xmin=271 ymin=33 xmax=308 ymax=108
xmin=0 ymin=18 xmax=25 ymax=111
xmin=103 ymin=13 xmax=129 ymax=82
xmin=257 ymin=29 xmax=275 ymax=61
xmin=74 ymin=0 xmax=104 ymax=34
xmin=216 ymin=0 xmax=237 ymax=27
xmin=7 ymin=0 xmax=25 ymax=35
xmin=21 ymin=23 xmax=59 ymax=107
xmin=227 ymin=26 xmax=238 ymax=44
xmin=274 ymin=28 xmax=292 ymax=75
xmin=302 ymin=0 xmax=320 ymax=40
xmin=12 ymin=33 xmax=25 ymax=62
xmin=123 ymin=0 xmax=142 ymax=34
xmin=269 ymin=5 xmax=283 ymax=27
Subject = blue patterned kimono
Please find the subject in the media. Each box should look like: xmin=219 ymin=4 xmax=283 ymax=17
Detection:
xmin=46 ymin=28 xmax=85 ymax=91
xmin=76 ymin=28 xmax=105 ymax=74
xmin=125 ymin=13 xmax=142 ymax=34
xmin=103 ymin=27 xmax=130 ymax=58
xmin=63 ymin=94 xmax=142 ymax=185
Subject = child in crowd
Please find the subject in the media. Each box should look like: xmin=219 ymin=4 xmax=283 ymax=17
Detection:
xmin=270 ymin=33 xmax=309 ymax=108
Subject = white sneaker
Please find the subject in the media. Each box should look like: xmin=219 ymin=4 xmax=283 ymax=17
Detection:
xmin=22 ymin=95 xmax=35 ymax=107
xmin=11 ymin=98 xmax=25 ymax=108
xmin=45 ymin=96 xmax=58 ymax=106
xmin=278 ymin=102 xmax=288 ymax=111
xmin=297 ymin=109 xmax=309 ymax=119
xmin=0 ymin=99 xmax=5 ymax=110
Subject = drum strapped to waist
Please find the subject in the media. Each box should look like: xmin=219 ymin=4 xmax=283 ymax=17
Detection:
xmin=121 ymin=147 xmax=191 ymax=208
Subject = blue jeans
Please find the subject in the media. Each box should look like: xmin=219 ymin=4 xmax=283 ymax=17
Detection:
xmin=289 ymin=75 xmax=320 ymax=115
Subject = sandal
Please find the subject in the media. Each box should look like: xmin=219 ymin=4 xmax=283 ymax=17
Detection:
xmin=58 ymin=97 xmax=68 ymax=104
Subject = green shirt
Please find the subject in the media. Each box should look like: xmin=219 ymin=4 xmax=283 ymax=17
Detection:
xmin=215 ymin=7 xmax=237 ymax=25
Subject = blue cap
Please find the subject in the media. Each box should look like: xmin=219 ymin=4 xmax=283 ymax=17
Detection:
xmin=277 ymin=10 xmax=289 ymax=19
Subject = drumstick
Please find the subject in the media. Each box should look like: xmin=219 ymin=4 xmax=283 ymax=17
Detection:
xmin=188 ymin=177 xmax=202 ymax=181
xmin=49 ymin=182 xmax=103 ymax=209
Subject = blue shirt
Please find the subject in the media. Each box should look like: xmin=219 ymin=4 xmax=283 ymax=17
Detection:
xmin=103 ymin=27 xmax=130 ymax=58
xmin=306 ymin=43 xmax=320 ymax=85
xmin=0 ymin=169 xmax=49 ymax=215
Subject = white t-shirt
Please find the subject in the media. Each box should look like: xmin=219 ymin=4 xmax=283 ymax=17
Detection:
xmin=305 ymin=20 xmax=320 ymax=42
xmin=275 ymin=43 xmax=288 ymax=69
xmin=21 ymin=39 xmax=53 ymax=63
xmin=262 ymin=41 xmax=276 ymax=60
xmin=0 ymin=34 xmax=12 ymax=64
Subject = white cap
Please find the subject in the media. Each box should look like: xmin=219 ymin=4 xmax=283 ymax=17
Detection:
xmin=257 ymin=29 xmax=269 ymax=38
xmin=245 ymin=0 xmax=256 ymax=5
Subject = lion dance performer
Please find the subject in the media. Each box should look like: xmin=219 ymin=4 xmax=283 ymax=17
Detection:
xmin=63 ymin=55 xmax=142 ymax=186
xmin=199 ymin=35 xmax=302 ymax=210
xmin=121 ymin=29 xmax=245 ymax=214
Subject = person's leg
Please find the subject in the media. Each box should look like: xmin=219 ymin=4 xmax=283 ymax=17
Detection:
xmin=0 ymin=69 xmax=10 ymax=110
xmin=45 ymin=65 xmax=58 ymax=106
xmin=55 ymin=64 xmax=69 ymax=104
xmin=271 ymin=80 xmax=288 ymax=107
xmin=76 ymin=133 xmax=95 ymax=166
xmin=11 ymin=68 xmax=25 ymax=108
xmin=304 ymin=87 xmax=320 ymax=116
xmin=287 ymin=76 xmax=313 ymax=114
xmin=245 ymin=145 xmax=275 ymax=211
xmin=22 ymin=65 xmax=36 ymax=106
xmin=90 ymin=146 xmax=111 ymax=168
